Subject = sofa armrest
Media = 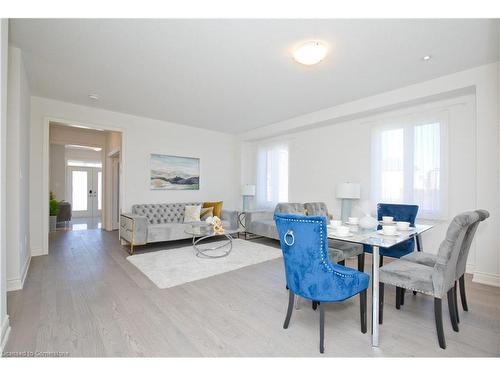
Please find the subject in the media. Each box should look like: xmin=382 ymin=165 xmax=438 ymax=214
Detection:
xmin=221 ymin=209 xmax=239 ymax=230
xmin=120 ymin=213 xmax=148 ymax=245
xmin=245 ymin=210 xmax=274 ymax=224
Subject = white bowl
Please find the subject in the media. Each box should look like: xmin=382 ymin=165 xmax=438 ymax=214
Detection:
xmin=336 ymin=226 xmax=350 ymax=236
xmin=396 ymin=221 xmax=410 ymax=230
xmin=330 ymin=220 xmax=342 ymax=228
xmin=348 ymin=217 xmax=359 ymax=225
xmin=382 ymin=216 xmax=394 ymax=223
xmin=382 ymin=225 xmax=397 ymax=235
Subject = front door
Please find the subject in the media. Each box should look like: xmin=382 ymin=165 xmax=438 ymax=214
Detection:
xmin=68 ymin=167 xmax=102 ymax=218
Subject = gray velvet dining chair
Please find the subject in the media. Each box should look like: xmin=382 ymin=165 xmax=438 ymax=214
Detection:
xmin=377 ymin=210 xmax=480 ymax=349
xmin=304 ymin=202 xmax=365 ymax=269
xmin=401 ymin=209 xmax=489 ymax=321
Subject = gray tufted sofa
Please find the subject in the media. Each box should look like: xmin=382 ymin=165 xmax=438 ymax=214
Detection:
xmin=120 ymin=202 xmax=238 ymax=254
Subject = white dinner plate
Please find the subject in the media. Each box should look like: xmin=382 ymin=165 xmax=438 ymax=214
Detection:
xmin=396 ymin=227 xmax=414 ymax=231
xmin=327 ymin=225 xmax=341 ymax=231
xmin=379 ymin=220 xmax=395 ymax=225
xmin=377 ymin=230 xmax=400 ymax=236
xmin=332 ymin=232 xmax=353 ymax=238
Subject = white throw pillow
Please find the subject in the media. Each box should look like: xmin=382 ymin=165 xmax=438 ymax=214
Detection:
xmin=184 ymin=205 xmax=201 ymax=223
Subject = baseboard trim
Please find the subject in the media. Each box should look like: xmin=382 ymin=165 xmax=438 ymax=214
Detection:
xmin=472 ymin=271 xmax=500 ymax=287
xmin=465 ymin=263 xmax=475 ymax=274
xmin=7 ymin=255 xmax=31 ymax=291
xmin=6 ymin=279 xmax=21 ymax=291
xmin=0 ymin=315 xmax=11 ymax=355
xmin=31 ymin=247 xmax=45 ymax=257
xmin=20 ymin=255 xmax=31 ymax=287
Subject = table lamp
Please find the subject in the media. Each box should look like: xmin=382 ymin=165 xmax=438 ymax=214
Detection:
xmin=336 ymin=182 xmax=361 ymax=223
xmin=241 ymin=184 xmax=256 ymax=211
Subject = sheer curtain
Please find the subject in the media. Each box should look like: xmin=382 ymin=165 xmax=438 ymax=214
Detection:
xmin=256 ymin=141 xmax=289 ymax=209
xmin=371 ymin=111 xmax=448 ymax=219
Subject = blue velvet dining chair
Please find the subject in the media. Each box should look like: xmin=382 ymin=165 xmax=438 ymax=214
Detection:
xmin=274 ymin=213 xmax=369 ymax=353
xmin=363 ymin=203 xmax=420 ymax=319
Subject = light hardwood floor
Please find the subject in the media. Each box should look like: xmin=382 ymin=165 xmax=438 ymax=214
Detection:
xmin=5 ymin=229 xmax=500 ymax=357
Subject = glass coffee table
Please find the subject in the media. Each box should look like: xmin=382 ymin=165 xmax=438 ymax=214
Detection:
xmin=185 ymin=223 xmax=241 ymax=258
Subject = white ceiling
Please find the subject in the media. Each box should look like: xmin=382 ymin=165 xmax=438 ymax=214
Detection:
xmin=10 ymin=19 xmax=498 ymax=134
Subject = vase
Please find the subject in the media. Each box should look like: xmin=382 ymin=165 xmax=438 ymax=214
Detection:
xmin=359 ymin=214 xmax=378 ymax=230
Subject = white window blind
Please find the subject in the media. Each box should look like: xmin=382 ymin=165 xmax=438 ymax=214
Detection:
xmin=371 ymin=111 xmax=448 ymax=219
xmin=256 ymin=141 xmax=289 ymax=209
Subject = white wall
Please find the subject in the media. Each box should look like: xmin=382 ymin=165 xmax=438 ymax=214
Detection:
xmin=247 ymin=95 xmax=475 ymax=264
xmin=50 ymin=123 xmax=107 ymax=148
xmin=30 ymin=97 xmax=240 ymax=255
xmin=104 ymin=131 xmax=122 ymax=230
xmin=6 ymin=46 xmax=31 ymax=292
xmin=241 ymin=63 xmax=500 ymax=287
xmin=0 ymin=18 xmax=10 ymax=354
xmin=65 ymin=148 xmax=102 ymax=163
xmin=49 ymin=144 xmax=66 ymax=201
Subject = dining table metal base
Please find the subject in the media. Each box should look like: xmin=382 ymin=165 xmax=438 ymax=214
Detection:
xmin=371 ymin=245 xmax=380 ymax=347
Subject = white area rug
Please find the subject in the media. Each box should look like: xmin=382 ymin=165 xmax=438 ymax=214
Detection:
xmin=127 ymin=239 xmax=282 ymax=289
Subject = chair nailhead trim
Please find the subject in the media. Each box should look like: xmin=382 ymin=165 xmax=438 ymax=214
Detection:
xmin=281 ymin=217 xmax=354 ymax=279
xmin=387 ymin=282 xmax=434 ymax=296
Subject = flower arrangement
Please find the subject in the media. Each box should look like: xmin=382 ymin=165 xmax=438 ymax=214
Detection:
xmin=206 ymin=216 xmax=225 ymax=234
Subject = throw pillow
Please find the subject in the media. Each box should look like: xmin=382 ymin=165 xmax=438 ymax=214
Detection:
xmin=184 ymin=205 xmax=201 ymax=223
xmin=200 ymin=207 xmax=214 ymax=221
xmin=203 ymin=201 xmax=223 ymax=218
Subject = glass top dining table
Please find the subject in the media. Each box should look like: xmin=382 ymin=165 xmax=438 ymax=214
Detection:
xmin=327 ymin=223 xmax=435 ymax=347
xmin=327 ymin=223 xmax=433 ymax=248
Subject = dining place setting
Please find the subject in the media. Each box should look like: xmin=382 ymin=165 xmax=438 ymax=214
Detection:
xmin=327 ymin=212 xmax=417 ymax=243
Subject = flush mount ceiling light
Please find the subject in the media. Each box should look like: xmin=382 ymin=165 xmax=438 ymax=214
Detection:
xmin=422 ymin=55 xmax=432 ymax=61
xmin=293 ymin=41 xmax=327 ymax=66
xmin=88 ymin=94 xmax=99 ymax=101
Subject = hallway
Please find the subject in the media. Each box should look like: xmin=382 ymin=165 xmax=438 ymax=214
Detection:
xmin=57 ymin=217 xmax=102 ymax=231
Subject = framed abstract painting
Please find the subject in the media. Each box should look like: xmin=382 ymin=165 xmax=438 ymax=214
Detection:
xmin=150 ymin=153 xmax=200 ymax=190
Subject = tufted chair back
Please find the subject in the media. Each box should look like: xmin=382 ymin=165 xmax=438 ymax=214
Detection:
xmin=304 ymin=202 xmax=329 ymax=218
xmin=132 ymin=203 xmax=202 ymax=224
xmin=455 ymin=209 xmax=489 ymax=279
xmin=377 ymin=203 xmax=419 ymax=257
xmin=274 ymin=213 xmax=369 ymax=302
xmin=377 ymin=203 xmax=419 ymax=224
xmin=274 ymin=203 xmax=307 ymax=215
xmin=432 ymin=211 xmax=479 ymax=298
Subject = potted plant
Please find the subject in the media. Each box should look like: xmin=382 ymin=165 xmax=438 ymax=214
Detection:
xmin=49 ymin=191 xmax=60 ymax=232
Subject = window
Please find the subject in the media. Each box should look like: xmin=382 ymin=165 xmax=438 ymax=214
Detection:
xmin=371 ymin=111 xmax=448 ymax=219
xmin=67 ymin=160 xmax=102 ymax=168
xmin=256 ymin=141 xmax=289 ymax=209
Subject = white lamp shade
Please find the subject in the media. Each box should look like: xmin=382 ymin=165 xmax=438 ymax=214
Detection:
xmin=336 ymin=182 xmax=361 ymax=199
xmin=241 ymin=184 xmax=256 ymax=196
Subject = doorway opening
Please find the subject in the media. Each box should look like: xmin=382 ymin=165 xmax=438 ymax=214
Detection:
xmin=48 ymin=121 xmax=122 ymax=232
xmin=67 ymin=160 xmax=102 ymax=229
